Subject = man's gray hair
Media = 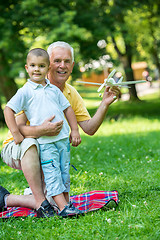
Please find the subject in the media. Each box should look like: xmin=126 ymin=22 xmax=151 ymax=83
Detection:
xmin=47 ymin=41 xmax=74 ymax=62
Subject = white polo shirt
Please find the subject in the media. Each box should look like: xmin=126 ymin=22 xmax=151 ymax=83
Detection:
xmin=6 ymin=79 xmax=70 ymax=144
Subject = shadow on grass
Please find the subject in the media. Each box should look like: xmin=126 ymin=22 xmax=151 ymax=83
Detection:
xmin=88 ymin=98 xmax=160 ymax=119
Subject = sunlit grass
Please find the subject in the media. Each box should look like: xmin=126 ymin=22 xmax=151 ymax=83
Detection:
xmin=140 ymin=91 xmax=160 ymax=100
xmin=94 ymin=117 xmax=160 ymax=136
xmin=0 ymin=127 xmax=8 ymax=148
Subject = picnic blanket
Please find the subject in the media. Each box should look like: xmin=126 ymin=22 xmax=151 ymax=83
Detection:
xmin=0 ymin=190 xmax=118 ymax=218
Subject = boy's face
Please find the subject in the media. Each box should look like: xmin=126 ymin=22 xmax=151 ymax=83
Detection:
xmin=25 ymin=55 xmax=50 ymax=85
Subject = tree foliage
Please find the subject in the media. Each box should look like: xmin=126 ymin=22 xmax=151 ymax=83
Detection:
xmin=0 ymin=0 xmax=159 ymax=122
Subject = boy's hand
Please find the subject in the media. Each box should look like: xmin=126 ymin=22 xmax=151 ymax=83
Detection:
xmin=13 ymin=132 xmax=24 ymax=145
xmin=69 ymin=130 xmax=81 ymax=147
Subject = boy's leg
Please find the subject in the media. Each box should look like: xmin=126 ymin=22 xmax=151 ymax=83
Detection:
xmin=52 ymin=193 xmax=68 ymax=211
xmin=58 ymin=139 xmax=71 ymax=203
xmin=63 ymin=192 xmax=69 ymax=203
xmin=39 ymin=142 xmax=67 ymax=210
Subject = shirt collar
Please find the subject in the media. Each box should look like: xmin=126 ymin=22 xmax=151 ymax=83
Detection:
xmin=63 ymin=83 xmax=71 ymax=95
xmin=27 ymin=79 xmax=52 ymax=89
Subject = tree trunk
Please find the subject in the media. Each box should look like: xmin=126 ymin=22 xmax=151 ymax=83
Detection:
xmin=0 ymin=98 xmax=5 ymax=125
xmin=150 ymin=33 xmax=160 ymax=75
xmin=0 ymin=74 xmax=17 ymax=124
xmin=0 ymin=52 xmax=18 ymax=124
xmin=0 ymin=51 xmax=18 ymax=102
xmin=0 ymin=75 xmax=18 ymax=102
xmin=112 ymin=36 xmax=140 ymax=101
xmin=148 ymin=10 xmax=160 ymax=75
xmin=120 ymin=56 xmax=140 ymax=101
xmin=0 ymin=73 xmax=18 ymax=124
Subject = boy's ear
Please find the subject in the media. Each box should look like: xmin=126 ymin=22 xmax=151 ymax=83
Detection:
xmin=25 ymin=64 xmax=28 ymax=72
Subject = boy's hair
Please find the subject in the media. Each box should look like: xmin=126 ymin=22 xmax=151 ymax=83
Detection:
xmin=47 ymin=41 xmax=74 ymax=63
xmin=27 ymin=48 xmax=50 ymax=65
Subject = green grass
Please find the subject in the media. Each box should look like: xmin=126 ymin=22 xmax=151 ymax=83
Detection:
xmin=0 ymin=90 xmax=160 ymax=239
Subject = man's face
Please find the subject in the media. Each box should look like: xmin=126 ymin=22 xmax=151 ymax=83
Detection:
xmin=48 ymin=47 xmax=74 ymax=87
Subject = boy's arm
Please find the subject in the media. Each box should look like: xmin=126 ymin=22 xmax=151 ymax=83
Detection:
xmin=64 ymin=106 xmax=81 ymax=147
xmin=4 ymin=106 xmax=24 ymax=144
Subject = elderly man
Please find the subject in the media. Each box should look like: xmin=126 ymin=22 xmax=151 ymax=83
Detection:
xmin=0 ymin=41 xmax=120 ymax=217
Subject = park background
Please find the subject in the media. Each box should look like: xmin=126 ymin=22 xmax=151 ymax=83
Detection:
xmin=0 ymin=1 xmax=160 ymax=239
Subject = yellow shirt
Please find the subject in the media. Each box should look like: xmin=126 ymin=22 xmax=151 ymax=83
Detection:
xmin=2 ymin=83 xmax=91 ymax=148
xmin=63 ymin=83 xmax=91 ymax=122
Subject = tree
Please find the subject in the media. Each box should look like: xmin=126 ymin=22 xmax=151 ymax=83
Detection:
xmin=106 ymin=0 xmax=140 ymax=100
xmin=131 ymin=1 xmax=160 ymax=74
xmin=0 ymin=1 xmax=25 ymax=122
xmin=0 ymin=0 xmax=92 ymax=101
xmin=66 ymin=0 xmax=140 ymax=100
xmin=68 ymin=0 xmax=159 ymax=100
xmin=0 ymin=0 xmax=159 ymax=125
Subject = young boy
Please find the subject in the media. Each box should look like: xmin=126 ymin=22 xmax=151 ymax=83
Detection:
xmin=4 ymin=48 xmax=82 ymax=217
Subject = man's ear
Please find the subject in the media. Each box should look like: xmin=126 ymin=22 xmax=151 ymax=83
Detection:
xmin=71 ymin=61 xmax=75 ymax=73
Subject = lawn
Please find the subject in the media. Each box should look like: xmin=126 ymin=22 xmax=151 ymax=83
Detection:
xmin=0 ymin=88 xmax=160 ymax=240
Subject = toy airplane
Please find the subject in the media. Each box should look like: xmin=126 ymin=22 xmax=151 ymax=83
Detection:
xmin=77 ymin=69 xmax=146 ymax=93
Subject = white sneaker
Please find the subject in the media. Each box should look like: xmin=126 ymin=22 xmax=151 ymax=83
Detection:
xmin=24 ymin=187 xmax=32 ymax=195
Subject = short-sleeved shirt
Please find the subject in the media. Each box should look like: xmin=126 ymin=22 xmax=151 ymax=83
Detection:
xmin=63 ymin=83 xmax=91 ymax=122
xmin=6 ymin=79 xmax=70 ymax=144
xmin=2 ymin=82 xmax=91 ymax=147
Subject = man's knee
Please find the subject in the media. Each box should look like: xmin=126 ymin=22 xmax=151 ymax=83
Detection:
xmin=19 ymin=139 xmax=40 ymax=168
xmin=22 ymin=144 xmax=40 ymax=165
xmin=25 ymin=144 xmax=39 ymax=156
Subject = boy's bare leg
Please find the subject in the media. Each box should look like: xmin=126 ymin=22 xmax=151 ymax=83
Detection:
xmin=21 ymin=145 xmax=45 ymax=209
xmin=52 ymin=193 xmax=68 ymax=211
xmin=63 ymin=192 xmax=69 ymax=203
xmin=52 ymin=192 xmax=81 ymax=217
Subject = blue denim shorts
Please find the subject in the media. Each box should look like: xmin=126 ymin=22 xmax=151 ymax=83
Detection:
xmin=39 ymin=138 xmax=70 ymax=197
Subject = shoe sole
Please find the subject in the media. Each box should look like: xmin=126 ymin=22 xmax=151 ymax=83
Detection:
xmin=102 ymin=199 xmax=118 ymax=210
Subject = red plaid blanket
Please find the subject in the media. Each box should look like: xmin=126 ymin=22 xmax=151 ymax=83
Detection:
xmin=0 ymin=190 xmax=118 ymax=218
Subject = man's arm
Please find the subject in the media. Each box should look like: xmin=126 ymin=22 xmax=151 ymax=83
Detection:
xmin=78 ymin=86 xmax=120 ymax=135
xmin=16 ymin=112 xmax=63 ymax=138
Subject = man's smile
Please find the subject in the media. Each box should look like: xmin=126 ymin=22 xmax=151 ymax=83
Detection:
xmin=57 ymin=71 xmax=67 ymax=74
